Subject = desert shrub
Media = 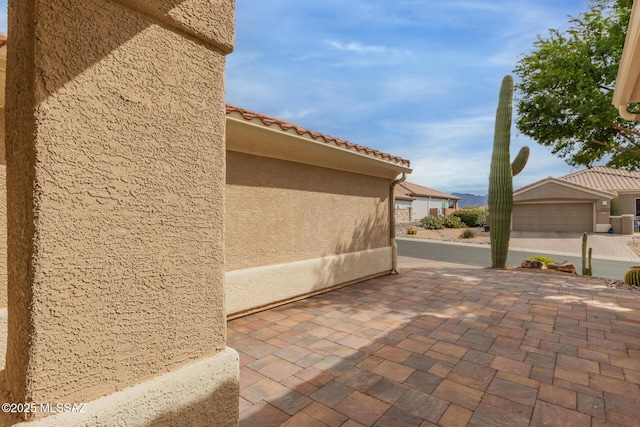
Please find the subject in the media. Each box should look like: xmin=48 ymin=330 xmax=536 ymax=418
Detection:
xmin=528 ymin=255 xmax=555 ymax=265
xmin=420 ymin=216 xmax=444 ymax=230
xmin=407 ymin=227 xmax=417 ymax=235
xmin=443 ymin=215 xmax=465 ymax=228
xmin=460 ymin=229 xmax=475 ymax=239
xmin=451 ymin=209 xmax=488 ymax=227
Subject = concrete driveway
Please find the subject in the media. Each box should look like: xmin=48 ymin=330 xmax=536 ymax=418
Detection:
xmin=508 ymin=232 xmax=640 ymax=263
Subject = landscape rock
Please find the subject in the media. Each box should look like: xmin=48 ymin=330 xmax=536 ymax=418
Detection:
xmin=521 ymin=259 xmax=544 ymax=269
xmin=548 ymin=261 xmax=577 ymax=275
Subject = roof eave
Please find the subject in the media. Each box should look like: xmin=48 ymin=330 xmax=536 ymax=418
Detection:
xmin=226 ymin=115 xmax=413 ymax=180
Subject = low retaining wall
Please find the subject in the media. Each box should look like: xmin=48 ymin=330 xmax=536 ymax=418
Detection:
xmin=226 ymin=247 xmax=392 ymax=316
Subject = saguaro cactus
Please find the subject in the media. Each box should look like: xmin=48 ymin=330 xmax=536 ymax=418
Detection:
xmin=582 ymin=232 xmax=593 ymax=276
xmin=489 ymin=75 xmax=530 ymax=268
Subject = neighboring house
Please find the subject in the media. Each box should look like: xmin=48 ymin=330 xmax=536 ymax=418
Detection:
xmin=561 ymin=167 xmax=640 ymax=220
xmin=513 ymin=167 xmax=640 ymax=233
xmin=394 ymin=181 xmax=460 ymax=222
xmin=393 ymin=185 xmax=415 ymax=223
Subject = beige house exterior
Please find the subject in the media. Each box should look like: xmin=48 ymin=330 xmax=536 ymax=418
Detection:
xmin=0 ymin=2 xmax=412 ymax=424
xmin=224 ymin=105 xmax=411 ymax=316
xmin=393 ymin=181 xmax=459 ymax=222
xmin=513 ymin=178 xmax=615 ymax=233
xmin=513 ymin=167 xmax=640 ymax=234
xmin=561 ymin=167 xmax=640 ymax=229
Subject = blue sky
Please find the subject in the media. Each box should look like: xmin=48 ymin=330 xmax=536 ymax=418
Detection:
xmin=226 ymin=0 xmax=593 ymax=195
xmin=0 ymin=1 xmax=595 ymax=195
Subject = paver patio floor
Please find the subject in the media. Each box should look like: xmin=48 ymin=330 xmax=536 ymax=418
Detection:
xmin=228 ymin=257 xmax=640 ymax=426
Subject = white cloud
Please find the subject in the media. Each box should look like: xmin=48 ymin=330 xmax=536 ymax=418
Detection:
xmin=325 ymin=40 xmax=388 ymax=54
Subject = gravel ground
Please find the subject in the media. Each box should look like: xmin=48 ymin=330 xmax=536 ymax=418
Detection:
xmin=397 ymin=224 xmax=490 ymax=244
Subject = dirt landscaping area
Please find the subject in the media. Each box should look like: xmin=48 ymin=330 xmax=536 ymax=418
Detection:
xmin=397 ymin=223 xmax=490 ymax=245
xmin=412 ymin=227 xmax=490 ymax=244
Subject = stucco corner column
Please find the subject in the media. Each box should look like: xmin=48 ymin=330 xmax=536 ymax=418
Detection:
xmin=3 ymin=0 xmax=237 ymax=426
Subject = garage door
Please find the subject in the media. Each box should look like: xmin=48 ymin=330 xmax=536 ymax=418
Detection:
xmin=512 ymin=203 xmax=593 ymax=232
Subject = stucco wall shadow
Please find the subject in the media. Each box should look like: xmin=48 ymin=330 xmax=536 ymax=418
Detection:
xmin=143 ymin=379 xmax=238 ymax=427
xmin=225 ymin=151 xmax=389 ymax=272
xmin=0 ymin=347 xmax=239 ymax=426
xmin=309 ymin=214 xmax=393 ymax=292
xmin=13 ymin=0 xmax=234 ymax=104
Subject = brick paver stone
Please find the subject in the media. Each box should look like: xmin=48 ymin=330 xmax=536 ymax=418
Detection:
xmin=530 ymin=400 xmax=591 ymax=427
xmin=228 ymin=258 xmax=640 ymax=426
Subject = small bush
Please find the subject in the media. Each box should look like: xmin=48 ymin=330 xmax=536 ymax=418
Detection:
xmin=443 ymin=215 xmax=465 ymax=228
xmin=451 ymin=209 xmax=488 ymax=227
xmin=460 ymin=229 xmax=475 ymax=239
xmin=407 ymin=227 xmax=417 ymax=235
xmin=528 ymin=255 xmax=555 ymax=265
xmin=420 ymin=216 xmax=444 ymax=230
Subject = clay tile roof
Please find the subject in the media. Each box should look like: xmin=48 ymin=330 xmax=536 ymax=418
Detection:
xmin=397 ymin=181 xmax=460 ymax=200
xmin=394 ymin=185 xmax=415 ymax=201
xmin=0 ymin=33 xmax=6 ymax=48
xmin=559 ymin=166 xmax=640 ymax=192
xmin=225 ymin=104 xmax=410 ymax=167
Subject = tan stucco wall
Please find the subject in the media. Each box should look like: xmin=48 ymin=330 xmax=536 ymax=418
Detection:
xmin=0 ymin=45 xmax=6 ymax=309
xmin=595 ymin=200 xmax=611 ymax=225
xmin=618 ymin=193 xmax=640 ymax=216
xmin=5 ymin=0 xmax=235 ymax=417
xmin=226 ymin=151 xmax=391 ymax=272
xmin=0 ymin=166 xmax=5 ymax=309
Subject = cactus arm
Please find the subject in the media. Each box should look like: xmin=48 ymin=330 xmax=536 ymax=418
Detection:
xmin=588 ymin=247 xmax=593 ymax=276
xmin=511 ymin=146 xmax=530 ymax=177
xmin=582 ymin=233 xmax=588 ymax=275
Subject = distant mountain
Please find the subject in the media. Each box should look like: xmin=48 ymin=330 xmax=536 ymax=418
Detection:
xmin=453 ymin=193 xmax=488 ymax=208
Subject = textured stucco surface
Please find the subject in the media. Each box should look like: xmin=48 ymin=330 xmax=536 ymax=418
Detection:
xmin=0 ymin=167 xmax=5 ymax=309
xmin=618 ymin=193 xmax=640 ymax=216
xmin=226 ymin=151 xmax=391 ymax=271
xmin=226 ymin=247 xmax=392 ymax=315
xmin=0 ymin=309 xmax=6 ymax=369
xmin=5 ymin=0 xmax=233 ymax=412
xmin=0 ymin=45 xmax=6 ymax=308
xmin=114 ymin=0 xmax=235 ymax=53
xmin=11 ymin=348 xmax=239 ymax=427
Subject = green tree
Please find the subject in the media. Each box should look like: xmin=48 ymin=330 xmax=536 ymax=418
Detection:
xmin=514 ymin=0 xmax=638 ymax=169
